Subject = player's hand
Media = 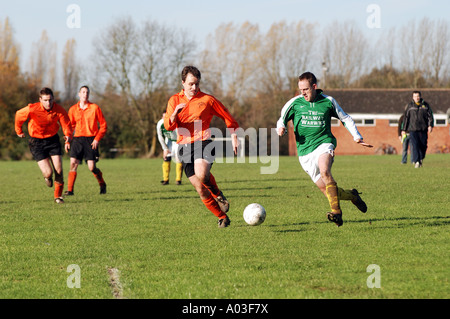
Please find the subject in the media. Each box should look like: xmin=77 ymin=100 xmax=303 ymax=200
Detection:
xmin=355 ymin=139 xmax=373 ymax=148
xmin=170 ymin=103 xmax=187 ymax=124
xmin=65 ymin=143 xmax=70 ymax=153
xmin=17 ymin=133 xmax=25 ymax=138
xmin=91 ymin=139 xmax=99 ymax=150
xmin=163 ymin=149 xmax=170 ymax=160
xmin=277 ymin=127 xmax=286 ymax=136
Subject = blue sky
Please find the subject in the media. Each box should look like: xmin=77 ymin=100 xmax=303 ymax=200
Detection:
xmin=1 ymin=0 xmax=450 ymax=70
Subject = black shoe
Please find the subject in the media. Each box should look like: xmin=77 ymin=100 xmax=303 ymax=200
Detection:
xmin=327 ymin=212 xmax=343 ymax=227
xmin=176 ymin=180 xmax=182 ymax=185
xmin=64 ymin=191 xmax=74 ymax=196
xmin=54 ymin=197 xmax=64 ymax=204
xmin=218 ymin=216 xmax=231 ymax=228
xmin=100 ymin=183 xmax=107 ymax=194
xmin=161 ymin=180 xmax=169 ymax=185
xmin=351 ymin=189 xmax=367 ymax=213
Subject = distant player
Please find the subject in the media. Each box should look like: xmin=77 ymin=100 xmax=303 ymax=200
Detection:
xmin=165 ymin=66 xmax=239 ymax=228
xmin=277 ymin=72 xmax=372 ymax=226
xmin=156 ymin=112 xmax=183 ymax=185
xmin=15 ymin=87 xmax=73 ymax=203
xmin=65 ymin=86 xmax=108 ymax=195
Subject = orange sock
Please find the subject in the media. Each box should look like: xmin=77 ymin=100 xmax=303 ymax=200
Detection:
xmin=67 ymin=171 xmax=77 ymax=192
xmin=54 ymin=182 xmax=64 ymax=199
xmin=202 ymin=195 xmax=226 ymax=219
xmin=93 ymin=168 xmax=105 ymax=185
xmin=202 ymin=173 xmax=220 ymax=197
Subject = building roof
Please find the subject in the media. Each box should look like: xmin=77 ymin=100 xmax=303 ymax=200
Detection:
xmin=323 ymin=89 xmax=450 ymax=114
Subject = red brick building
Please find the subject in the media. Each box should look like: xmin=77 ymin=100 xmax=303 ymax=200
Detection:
xmin=288 ymin=89 xmax=450 ymax=156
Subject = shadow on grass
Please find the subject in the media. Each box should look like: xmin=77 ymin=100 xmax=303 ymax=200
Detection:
xmin=266 ymin=215 xmax=449 ymax=233
xmin=349 ymin=215 xmax=450 ymax=228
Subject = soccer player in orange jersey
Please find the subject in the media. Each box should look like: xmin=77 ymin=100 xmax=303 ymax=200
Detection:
xmin=64 ymin=86 xmax=108 ymax=195
xmin=15 ymin=87 xmax=73 ymax=204
xmin=165 ymin=66 xmax=240 ymax=228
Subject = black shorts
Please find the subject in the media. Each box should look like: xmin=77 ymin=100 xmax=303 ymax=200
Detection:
xmin=29 ymin=134 xmax=62 ymax=162
xmin=178 ymin=140 xmax=215 ymax=178
xmin=70 ymin=136 xmax=100 ymax=162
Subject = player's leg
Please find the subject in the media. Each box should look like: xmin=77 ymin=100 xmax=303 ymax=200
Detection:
xmin=196 ymin=141 xmax=229 ymax=212
xmin=318 ymin=152 xmax=343 ymax=226
xmin=172 ymin=143 xmax=182 ymax=185
xmin=161 ymin=157 xmax=171 ymax=185
xmin=188 ymin=159 xmax=230 ymax=227
xmin=65 ymin=157 xmax=79 ymax=195
xmin=88 ymin=160 xmax=106 ymax=194
xmin=37 ymin=158 xmax=54 ymax=187
xmin=50 ymin=154 xmax=64 ymax=203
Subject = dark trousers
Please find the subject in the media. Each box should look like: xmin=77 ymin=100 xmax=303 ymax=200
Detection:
xmin=409 ymin=131 xmax=428 ymax=163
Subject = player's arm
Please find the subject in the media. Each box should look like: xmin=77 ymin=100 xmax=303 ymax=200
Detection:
xmin=165 ymin=97 xmax=186 ymax=130
xmin=276 ymin=97 xmax=296 ymax=136
xmin=156 ymin=121 xmax=169 ymax=150
xmin=211 ymin=98 xmax=240 ymax=155
xmin=94 ymin=106 xmax=108 ymax=142
xmin=15 ymin=106 xmax=30 ymax=138
xmin=332 ymin=98 xmax=373 ymax=148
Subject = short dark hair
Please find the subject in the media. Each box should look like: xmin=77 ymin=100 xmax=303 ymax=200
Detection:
xmin=79 ymin=85 xmax=90 ymax=93
xmin=181 ymin=66 xmax=201 ymax=82
xmin=298 ymin=72 xmax=317 ymax=86
xmin=412 ymin=90 xmax=421 ymax=97
xmin=39 ymin=87 xmax=54 ymax=97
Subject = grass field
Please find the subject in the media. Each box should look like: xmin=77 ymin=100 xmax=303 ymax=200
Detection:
xmin=0 ymin=154 xmax=448 ymax=300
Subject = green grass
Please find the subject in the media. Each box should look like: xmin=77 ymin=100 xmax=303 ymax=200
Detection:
xmin=0 ymin=155 xmax=448 ymax=299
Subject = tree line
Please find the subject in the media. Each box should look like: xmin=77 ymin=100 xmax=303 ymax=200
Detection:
xmin=1 ymin=16 xmax=449 ymax=159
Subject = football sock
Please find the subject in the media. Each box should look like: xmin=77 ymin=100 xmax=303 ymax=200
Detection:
xmin=175 ymin=162 xmax=183 ymax=182
xmin=67 ymin=171 xmax=77 ymax=192
xmin=202 ymin=194 xmax=226 ymax=219
xmin=326 ymin=182 xmax=341 ymax=214
xmin=93 ymin=168 xmax=105 ymax=185
xmin=338 ymin=187 xmax=356 ymax=201
xmin=162 ymin=161 xmax=170 ymax=181
xmin=202 ymin=173 xmax=220 ymax=197
xmin=54 ymin=182 xmax=64 ymax=199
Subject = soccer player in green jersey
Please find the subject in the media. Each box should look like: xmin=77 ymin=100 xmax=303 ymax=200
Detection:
xmin=277 ymin=72 xmax=373 ymax=226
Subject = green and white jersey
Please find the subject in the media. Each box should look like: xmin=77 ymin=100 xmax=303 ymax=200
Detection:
xmin=276 ymin=89 xmax=363 ymax=156
xmin=156 ymin=118 xmax=177 ymax=151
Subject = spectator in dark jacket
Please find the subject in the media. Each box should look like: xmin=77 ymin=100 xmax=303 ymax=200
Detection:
xmin=398 ymin=105 xmax=412 ymax=164
xmin=402 ymin=91 xmax=434 ymax=168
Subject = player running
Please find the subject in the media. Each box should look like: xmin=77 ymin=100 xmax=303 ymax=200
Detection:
xmin=165 ymin=66 xmax=240 ymax=228
xmin=15 ymin=87 xmax=73 ymax=204
xmin=277 ymin=72 xmax=373 ymax=226
xmin=64 ymin=86 xmax=108 ymax=195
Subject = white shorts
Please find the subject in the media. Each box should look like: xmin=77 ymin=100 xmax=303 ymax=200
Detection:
xmin=298 ymin=143 xmax=335 ymax=183
xmin=166 ymin=140 xmax=181 ymax=163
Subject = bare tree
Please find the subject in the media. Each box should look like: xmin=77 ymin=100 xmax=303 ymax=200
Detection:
xmin=199 ymin=22 xmax=261 ymax=106
xmin=428 ymin=19 xmax=450 ymax=85
xmin=259 ymin=21 xmax=316 ymax=94
xmin=28 ymin=30 xmax=57 ymax=89
xmin=322 ymin=20 xmax=369 ymax=88
xmin=0 ymin=17 xmax=20 ymax=74
xmin=398 ymin=18 xmax=432 ymax=87
xmin=92 ymin=16 xmax=196 ymax=156
xmin=62 ymin=38 xmax=79 ymax=101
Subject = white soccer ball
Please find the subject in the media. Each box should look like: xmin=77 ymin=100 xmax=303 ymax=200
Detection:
xmin=243 ymin=203 xmax=266 ymax=226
